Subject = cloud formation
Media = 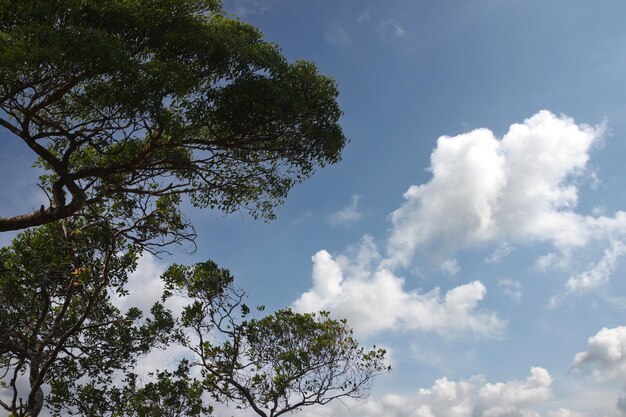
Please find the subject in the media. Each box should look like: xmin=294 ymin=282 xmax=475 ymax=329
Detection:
xmin=293 ymin=238 xmax=504 ymax=337
xmin=328 ymin=194 xmax=364 ymax=226
xmin=565 ymin=240 xmax=626 ymax=292
xmin=498 ymin=279 xmax=523 ymax=304
xmin=387 ymin=110 xmax=605 ymax=266
xmin=294 ymin=367 xmax=566 ymax=417
xmin=377 ymin=19 xmax=406 ymax=40
xmin=572 ymin=326 xmax=626 ymax=381
xmin=296 ymin=111 xmax=619 ymax=337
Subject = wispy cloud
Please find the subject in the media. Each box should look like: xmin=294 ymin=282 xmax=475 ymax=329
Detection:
xmin=328 ymin=194 xmax=363 ymax=226
xmin=498 ymin=279 xmax=523 ymax=304
xmin=230 ymin=0 xmax=280 ymax=17
xmin=439 ymin=258 xmax=460 ymax=276
xmin=485 ymin=242 xmax=515 ymax=263
xmin=323 ymin=23 xmax=352 ymax=48
xmin=377 ymin=19 xmax=406 ymax=41
xmin=357 ymin=9 xmax=371 ymax=23
xmin=566 ymin=240 xmax=626 ymax=292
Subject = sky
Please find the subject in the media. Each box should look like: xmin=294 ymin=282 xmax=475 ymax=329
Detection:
xmin=3 ymin=1 xmax=626 ymax=416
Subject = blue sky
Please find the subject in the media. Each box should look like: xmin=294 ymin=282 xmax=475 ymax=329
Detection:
xmin=3 ymin=1 xmax=626 ymax=416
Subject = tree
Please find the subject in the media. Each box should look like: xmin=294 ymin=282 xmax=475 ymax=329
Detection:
xmin=0 ymin=0 xmax=346 ymax=232
xmin=0 ymin=219 xmax=176 ymax=417
xmin=163 ymin=262 xmax=390 ymax=417
xmin=0 ymin=4 xmax=372 ymax=413
xmin=1 ymin=222 xmax=388 ymax=417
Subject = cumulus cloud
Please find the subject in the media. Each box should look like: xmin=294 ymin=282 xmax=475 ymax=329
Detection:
xmin=387 ymin=110 xmax=605 ymax=266
xmin=571 ymin=326 xmax=626 ymax=381
xmin=293 ymin=238 xmax=504 ymax=338
xmin=109 ymin=254 xmax=191 ymax=376
xmin=328 ymin=194 xmax=363 ymax=226
xmin=295 ymin=111 xmax=617 ymax=336
xmin=475 ymin=367 xmax=552 ymax=417
xmin=570 ymin=326 xmax=626 ymax=416
xmin=111 ymin=253 xmax=168 ymax=314
xmin=294 ymin=367 xmax=558 ymax=417
xmin=384 ymin=110 xmax=626 ymax=298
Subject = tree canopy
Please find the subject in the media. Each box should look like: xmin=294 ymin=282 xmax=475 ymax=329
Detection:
xmin=0 ymin=219 xmax=175 ymax=417
xmin=0 ymin=2 xmax=388 ymax=417
xmin=0 ymin=222 xmax=388 ymax=417
xmin=163 ymin=261 xmax=390 ymax=417
xmin=0 ymin=0 xmax=346 ymax=232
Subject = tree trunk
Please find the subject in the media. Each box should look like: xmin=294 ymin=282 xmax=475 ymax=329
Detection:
xmin=26 ymin=361 xmax=44 ymax=417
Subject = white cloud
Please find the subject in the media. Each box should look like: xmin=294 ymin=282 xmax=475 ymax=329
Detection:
xmin=385 ymin=110 xmax=626 ymax=297
xmin=572 ymin=326 xmax=626 ymax=381
xmin=357 ymin=9 xmax=371 ymax=23
xmin=498 ymin=279 xmax=523 ymax=304
xmin=230 ymin=0 xmax=279 ymax=16
xmin=387 ymin=110 xmax=605 ymax=267
xmin=569 ymin=326 xmax=626 ymax=416
xmin=110 ymin=253 xmax=187 ymax=337
xmin=293 ymin=238 xmax=505 ymax=338
xmin=476 ymin=367 xmax=552 ymax=417
xmin=324 ymin=23 xmax=352 ymax=48
xmin=295 ymin=111 xmax=619 ymax=337
xmin=109 ymin=253 xmax=191 ymax=377
xmin=565 ymin=240 xmax=626 ymax=292
xmin=295 ymin=367 xmax=557 ymax=417
xmin=486 ymin=242 xmax=516 ymax=263
xmin=328 ymin=194 xmax=363 ymax=226
xmin=546 ymin=408 xmax=585 ymax=417
xmin=440 ymin=258 xmax=461 ymax=276
xmin=111 ymin=253 xmax=167 ymax=313
xmin=378 ymin=19 xmax=406 ymax=40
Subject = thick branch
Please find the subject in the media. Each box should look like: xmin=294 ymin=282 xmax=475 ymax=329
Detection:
xmin=0 ymin=197 xmax=86 ymax=232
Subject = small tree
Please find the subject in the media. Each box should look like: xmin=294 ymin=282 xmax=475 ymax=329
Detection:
xmin=163 ymin=262 xmax=390 ymax=417
xmin=0 ymin=0 xmax=346 ymax=232
xmin=0 ymin=220 xmax=176 ymax=417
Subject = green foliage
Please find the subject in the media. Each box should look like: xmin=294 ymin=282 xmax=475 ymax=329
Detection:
xmin=0 ymin=226 xmax=388 ymax=417
xmin=56 ymin=360 xmax=210 ymax=417
xmin=121 ymin=360 xmax=210 ymax=417
xmin=0 ymin=220 xmax=176 ymax=417
xmin=0 ymin=0 xmax=347 ymax=232
xmin=0 ymin=2 xmax=372 ymax=416
xmin=164 ymin=261 xmax=390 ymax=417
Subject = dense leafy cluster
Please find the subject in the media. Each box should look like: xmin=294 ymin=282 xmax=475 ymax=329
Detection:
xmin=164 ymin=262 xmax=390 ymax=417
xmin=0 ymin=221 xmax=175 ymax=417
xmin=0 ymin=225 xmax=389 ymax=417
xmin=0 ymin=0 xmax=346 ymax=232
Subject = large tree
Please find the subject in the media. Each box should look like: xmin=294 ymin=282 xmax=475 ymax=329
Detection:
xmin=0 ymin=0 xmax=346 ymax=232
